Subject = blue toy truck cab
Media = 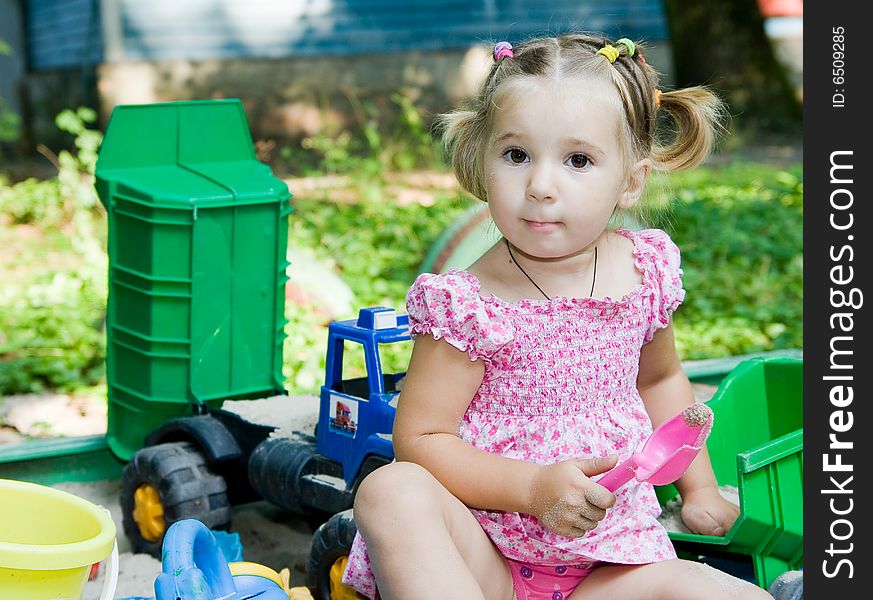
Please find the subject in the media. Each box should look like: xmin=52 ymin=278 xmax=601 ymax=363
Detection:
xmin=317 ymin=307 xmax=411 ymax=490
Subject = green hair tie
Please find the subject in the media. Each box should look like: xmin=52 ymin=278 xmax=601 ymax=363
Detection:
xmin=615 ymin=38 xmax=636 ymax=58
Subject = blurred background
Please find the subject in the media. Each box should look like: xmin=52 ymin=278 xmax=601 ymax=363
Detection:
xmin=1 ymin=0 xmax=802 ymax=441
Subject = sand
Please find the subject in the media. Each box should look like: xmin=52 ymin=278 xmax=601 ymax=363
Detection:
xmin=222 ymin=394 xmax=320 ymax=439
xmin=49 ymin=395 xmax=322 ymax=599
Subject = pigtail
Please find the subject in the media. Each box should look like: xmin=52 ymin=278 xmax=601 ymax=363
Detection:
xmin=436 ymin=108 xmax=489 ymax=201
xmin=651 ymin=86 xmax=728 ymax=173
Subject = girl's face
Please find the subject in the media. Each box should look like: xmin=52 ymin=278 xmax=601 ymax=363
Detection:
xmin=484 ymin=76 xmax=648 ymax=259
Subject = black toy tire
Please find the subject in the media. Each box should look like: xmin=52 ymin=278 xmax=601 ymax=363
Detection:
xmin=247 ymin=434 xmax=318 ymax=514
xmin=307 ymin=508 xmax=360 ymax=600
xmin=120 ymin=441 xmax=231 ymax=557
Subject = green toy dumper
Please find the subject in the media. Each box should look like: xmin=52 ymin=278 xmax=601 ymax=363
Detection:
xmin=95 ymin=99 xmax=291 ymax=461
xmin=656 ymin=356 xmax=803 ymax=589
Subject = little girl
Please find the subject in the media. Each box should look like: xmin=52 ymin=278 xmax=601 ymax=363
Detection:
xmin=343 ymin=34 xmax=772 ymax=600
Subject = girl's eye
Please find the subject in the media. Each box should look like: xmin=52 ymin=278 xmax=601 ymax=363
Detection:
xmin=504 ymin=148 xmax=528 ymax=164
xmin=568 ymin=154 xmax=590 ymax=169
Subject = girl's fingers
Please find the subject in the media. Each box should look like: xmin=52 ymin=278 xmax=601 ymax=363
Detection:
xmin=563 ymin=517 xmax=597 ymax=538
xmin=543 ymin=492 xmax=611 ymax=537
xmin=579 ymin=503 xmax=606 ymax=522
xmin=584 ymin=485 xmax=615 ymax=510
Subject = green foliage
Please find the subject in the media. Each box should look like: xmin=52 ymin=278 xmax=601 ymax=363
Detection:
xmin=0 ymin=109 xmax=106 ymax=394
xmin=56 ymin=107 xmax=102 ymax=176
xmin=0 ymin=38 xmax=21 ymax=146
xmin=281 ymin=90 xmax=442 ymax=180
xmin=0 ymin=272 xmax=105 ymax=392
xmin=0 ymin=176 xmax=65 ymax=224
xmin=283 ymin=301 xmax=330 ymax=392
xmin=283 ymin=191 xmax=471 ymax=392
xmin=386 ymin=90 xmax=442 ymax=172
xmin=647 ymin=164 xmax=803 ymax=358
xmin=0 ymin=98 xmax=19 ymax=144
xmin=291 ymin=193 xmax=471 ymax=306
xmin=1 ymin=109 xmax=103 ymax=228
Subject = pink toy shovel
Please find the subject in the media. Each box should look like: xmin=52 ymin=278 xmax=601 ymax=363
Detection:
xmin=596 ymin=403 xmax=714 ymax=493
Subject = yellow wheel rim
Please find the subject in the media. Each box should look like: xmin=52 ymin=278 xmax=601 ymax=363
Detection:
xmin=329 ymin=556 xmax=360 ymax=600
xmin=132 ymin=483 xmax=165 ymax=542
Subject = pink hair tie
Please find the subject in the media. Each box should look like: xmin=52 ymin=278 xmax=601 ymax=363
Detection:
xmin=494 ymin=41 xmax=514 ymax=61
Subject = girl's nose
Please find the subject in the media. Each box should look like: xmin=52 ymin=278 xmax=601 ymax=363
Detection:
xmin=526 ymin=162 xmax=557 ymax=203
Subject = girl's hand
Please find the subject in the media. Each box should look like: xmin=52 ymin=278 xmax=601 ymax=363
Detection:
xmin=527 ymin=456 xmax=617 ymax=538
xmin=679 ymin=486 xmax=740 ymax=536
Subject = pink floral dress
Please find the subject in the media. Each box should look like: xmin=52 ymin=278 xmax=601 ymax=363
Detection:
xmin=343 ymin=229 xmax=685 ymax=598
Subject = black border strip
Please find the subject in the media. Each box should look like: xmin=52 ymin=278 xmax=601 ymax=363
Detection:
xmin=805 ymin=3 xmax=868 ymax=595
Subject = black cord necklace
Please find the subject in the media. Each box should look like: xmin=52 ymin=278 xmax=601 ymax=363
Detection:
xmin=505 ymin=239 xmax=597 ymax=300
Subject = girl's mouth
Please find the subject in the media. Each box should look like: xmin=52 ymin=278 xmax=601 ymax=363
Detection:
xmin=524 ymin=219 xmax=561 ymax=233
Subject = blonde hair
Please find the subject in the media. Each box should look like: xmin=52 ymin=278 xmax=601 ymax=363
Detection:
xmin=437 ymin=34 xmax=727 ymax=202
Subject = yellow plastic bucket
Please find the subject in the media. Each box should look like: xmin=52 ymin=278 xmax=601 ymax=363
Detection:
xmin=0 ymin=479 xmax=117 ymax=600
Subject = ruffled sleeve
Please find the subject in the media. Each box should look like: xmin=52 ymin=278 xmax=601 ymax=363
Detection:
xmin=406 ymin=269 xmax=514 ymax=366
xmin=635 ymin=229 xmax=686 ymax=343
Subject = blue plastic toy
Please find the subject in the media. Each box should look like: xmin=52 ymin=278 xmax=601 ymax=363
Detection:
xmin=153 ymin=519 xmax=289 ymax=600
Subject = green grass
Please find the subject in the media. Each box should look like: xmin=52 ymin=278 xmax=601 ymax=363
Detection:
xmin=648 ymin=163 xmax=803 ymax=359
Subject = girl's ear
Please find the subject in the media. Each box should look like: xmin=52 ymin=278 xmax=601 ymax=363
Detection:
xmin=618 ymin=158 xmax=652 ymax=209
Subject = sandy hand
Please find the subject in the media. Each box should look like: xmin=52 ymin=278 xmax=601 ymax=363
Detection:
xmin=679 ymin=486 xmax=740 ymax=536
xmin=528 ymin=456 xmax=618 ymax=538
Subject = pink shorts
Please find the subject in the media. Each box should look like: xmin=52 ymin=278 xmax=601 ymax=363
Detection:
xmin=507 ymin=559 xmax=598 ymax=600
